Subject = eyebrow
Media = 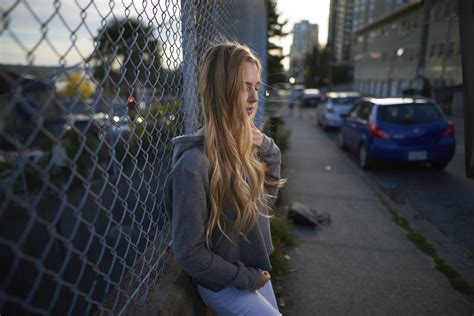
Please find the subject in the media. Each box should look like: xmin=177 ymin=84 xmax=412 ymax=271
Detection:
xmin=245 ymin=82 xmax=261 ymax=87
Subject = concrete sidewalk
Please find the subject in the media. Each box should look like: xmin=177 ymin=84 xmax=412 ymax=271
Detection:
xmin=279 ymin=110 xmax=474 ymax=315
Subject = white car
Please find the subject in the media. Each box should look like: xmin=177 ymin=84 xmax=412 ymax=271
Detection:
xmin=317 ymin=91 xmax=361 ymax=129
xmin=302 ymin=89 xmax=321 ymax=107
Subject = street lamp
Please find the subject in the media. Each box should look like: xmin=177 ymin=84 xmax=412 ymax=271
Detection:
xmin=289 ymin=77 xmax=296 ymax=84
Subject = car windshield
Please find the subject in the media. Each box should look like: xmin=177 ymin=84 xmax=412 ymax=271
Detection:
xmin=330 ymin=97 xmax=359 ymax=104
xmin=378 ymin=103 xmax=444 ymax=124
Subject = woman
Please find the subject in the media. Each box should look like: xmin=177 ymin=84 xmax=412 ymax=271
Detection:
xmin=165 ymin=41 xmax=285 ymax=315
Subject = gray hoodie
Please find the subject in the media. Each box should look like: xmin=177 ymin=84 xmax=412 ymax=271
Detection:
xmin=164 ymin=132 xmax=281 ymax=292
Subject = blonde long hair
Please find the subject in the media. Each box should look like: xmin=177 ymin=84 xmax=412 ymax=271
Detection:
xmin=199 ymin=41 xmax=283 ymax=246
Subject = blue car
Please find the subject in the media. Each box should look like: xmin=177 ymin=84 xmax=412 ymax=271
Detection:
xmin=337 ymin=98 xmax=455 ymax=169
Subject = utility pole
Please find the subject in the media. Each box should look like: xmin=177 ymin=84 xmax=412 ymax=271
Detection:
xmin=416 ymin=0 xmax=432 ymax=78
xmin=181 ymin=0 xmax=200 ymax=134
xmin=458 ymin=0 xmax=474 ymax=178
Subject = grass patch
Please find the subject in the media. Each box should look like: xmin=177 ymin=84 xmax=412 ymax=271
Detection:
xmin=275 ymin=185 xmax=289 ymax=208
xmin=406 ymin=232 xmax=436 ymax=256
xmin=434 ymin=258 xmax=473 ymax=295
xmin=270 ymin=216 xmax=294 ymax=277
xmin=264 ymin=116 xmax=295 ymax=305
xmin=375 ymin=192 xmax=473 ymax=296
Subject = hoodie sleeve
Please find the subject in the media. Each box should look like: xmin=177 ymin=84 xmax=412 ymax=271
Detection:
xmin=258 ymin=134 xmax=282 ymax=203
xmin=168 ymin=169 xmax=262 ymax=291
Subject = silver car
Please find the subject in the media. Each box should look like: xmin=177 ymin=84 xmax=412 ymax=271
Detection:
xmin=317 ymin=91 xmax=361 ymax=129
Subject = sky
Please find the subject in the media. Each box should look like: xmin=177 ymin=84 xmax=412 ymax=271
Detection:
xmin=0 ymin=0 xmax=182 ymax=68
xmin=276 ymin=0 xmax=331 ymax=70
xmin=0 ymin=0 xmax=330 ymax=70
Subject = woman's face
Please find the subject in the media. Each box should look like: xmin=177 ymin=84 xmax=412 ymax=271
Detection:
xmin=241 ymin=61 xmax=260 ymax=118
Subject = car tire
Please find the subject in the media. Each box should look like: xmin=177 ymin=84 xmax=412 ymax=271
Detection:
xmin=432 ymin=161 xmax=448 ymax=170
xmin=337 ymin=131 xmax=346 ymax=150
xmin=358 ymin=143 xmax=371 ymax=169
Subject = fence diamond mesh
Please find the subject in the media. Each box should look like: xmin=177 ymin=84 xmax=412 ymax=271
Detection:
xmin=0 ymin=0 xmax=267 ymax=314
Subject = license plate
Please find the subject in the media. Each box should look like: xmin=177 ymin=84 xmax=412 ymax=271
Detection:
xmin=408 ymin=151 xmax=427 ymax=161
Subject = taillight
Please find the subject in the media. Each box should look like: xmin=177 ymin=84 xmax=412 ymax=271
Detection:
xmin=369 ymin=123 xmax=390 ymax=139
xmin=442 ymin=121 xmax=454 ymax=137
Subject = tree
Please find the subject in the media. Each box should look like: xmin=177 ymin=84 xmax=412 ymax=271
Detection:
xmin=89 ymin=18 xmax=162 ymax=98
xmin=266 ymin=0 xmax=288 ymax=86
xmin=59 ymin=72 xmax=94 ymax=99
xmin=303 ymin=45 xmax=331 ymax=87
xmin=304 ymin=46 xmax=320 ymax=88
xmin=318 ymin=46 xmax=330 ymax=85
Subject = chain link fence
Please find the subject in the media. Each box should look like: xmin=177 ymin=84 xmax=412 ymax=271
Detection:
xmin=0 ymin=0 xmax=267 ymax=314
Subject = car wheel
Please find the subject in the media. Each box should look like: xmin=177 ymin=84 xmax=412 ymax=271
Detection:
xmin=432 ymin=161 xmax=448 ymax=170
xmin=358 ymin=143 xmax=370 ymax=169
xmin=337 ymin=131 xmax=346 ymax=149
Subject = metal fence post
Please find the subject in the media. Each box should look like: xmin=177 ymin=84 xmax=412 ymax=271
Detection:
xmin=181 ymin=0 xmax=200 ymax=135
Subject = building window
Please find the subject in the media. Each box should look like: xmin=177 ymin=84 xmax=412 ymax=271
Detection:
xmin=435 ymin=5 xmax=443 ymax=19
xmin=438 ymin=43 xmax=445 ymax=56
xmin=429 ymin=44 xmax=436 ymax=57
xmin=447 ymin=42 xmax=454 ymax=56
xmin=444 ymin=3 xmax=451 ymax=17
xmin=390 ymin=80 xmax=398 ymax=97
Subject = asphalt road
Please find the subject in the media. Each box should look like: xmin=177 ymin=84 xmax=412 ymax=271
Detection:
xmin=298 ymin=106 xmax=474 ymax=263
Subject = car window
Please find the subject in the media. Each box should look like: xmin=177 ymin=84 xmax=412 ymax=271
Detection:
xmin=378 ymin=103 xmax=444 ymax=124
xmin=330 ymin=97 xmax=360 ymax=104
xmin=357 ymin=102 xmax=372 ymax=121
xmin=349 ymin=103 xmax=362 ymax=119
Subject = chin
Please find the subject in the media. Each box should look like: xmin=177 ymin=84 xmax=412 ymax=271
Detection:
xmin=247 ymin=107 xmax=257 ymax=119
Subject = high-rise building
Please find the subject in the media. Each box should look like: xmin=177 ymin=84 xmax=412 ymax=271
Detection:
xmin=353 ymin=0 xmax=411 ymax=30
xmin=327 ymin=0 xmax=354 ymax=65
xmin=328 ymin=0 xmax=411 ymax=67
xmin=353 ymin=0 xmax=462 ymax=103
xmin=289 ymin=20 xmax=319 ymax=80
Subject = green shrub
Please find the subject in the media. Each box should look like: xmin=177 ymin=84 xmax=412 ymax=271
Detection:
xmin=270 ymin=216 xmax=294 ymax=277
xmin=267 ymin=117 xmax=294 ymax=281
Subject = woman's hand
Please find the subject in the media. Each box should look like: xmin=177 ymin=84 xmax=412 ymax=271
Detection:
xmin=256 ymin=271 xmax=271 ymax=289
xmin=251 ymin=125 xmax=264 ymax=147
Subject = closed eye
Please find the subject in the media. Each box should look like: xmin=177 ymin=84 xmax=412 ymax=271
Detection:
xmin=246 ymin=83 xmax=260 ymax=91
xmin=247 ymin=84 xmax=260 ymax=91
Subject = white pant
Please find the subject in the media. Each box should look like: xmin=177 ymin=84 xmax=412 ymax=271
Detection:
xmin=197 ymin=281 xmax=281 ymax=316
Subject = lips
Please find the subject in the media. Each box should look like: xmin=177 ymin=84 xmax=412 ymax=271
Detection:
xmin=246 ymin=107 xmax=254 ymax=115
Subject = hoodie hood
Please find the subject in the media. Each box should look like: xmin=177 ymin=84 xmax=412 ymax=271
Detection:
xmin=171 ymin=132 xmax=205 ymax=165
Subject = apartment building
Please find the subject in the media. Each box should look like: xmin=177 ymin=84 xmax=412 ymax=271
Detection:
xmin=353 ymin=0 xmax=461 ymax=99
xmin=289 ymin=20 xmax=319 ymax=81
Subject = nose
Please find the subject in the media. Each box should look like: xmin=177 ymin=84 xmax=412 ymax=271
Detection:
xmin=248 ymin=89 xmax=258 ymax=104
